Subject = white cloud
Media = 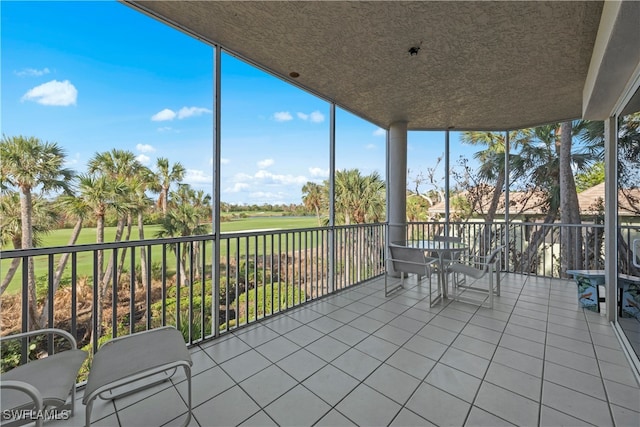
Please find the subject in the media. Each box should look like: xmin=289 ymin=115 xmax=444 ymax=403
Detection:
xmin=177 ymin=106 xmax=212 ymax=119
xmin=308 ymin=167 xmax=329 ymax=177
xmin=184 ymin=169 xmax=212 ymax=184
xmin=15 ymin=67 xmax=50 ymax=77
xmin=366 ymin=144 xmax=376 ymax=150
xmin=255 ymin=170 xmax=307 ymax=185
xmin=151 ymin=108 xmax=176 ymax=122
xmin=157 ymin=126 xmax=173 ymax=132
xmin=136 ymin=154 xmax=151 ymax=165
xmin=273 ymin=111 xmax=293 ymax=122
xmin=225 ymin=182 xmax=250 ymax=193
xmin=297 ymin=110 xmax=325 ymax=123
xmin=231 ymin=170 xmax=307 ymax=187
xmin=152 ymin=106 xmax=212 ymax=121
xmin=233 ymin=172 xmax=253 ymax=182
xmin=373 ymin=128 xmax=386 ymax=136
xmin=249 ymin=191 xmax=288 ymax=201
xmin=257 ymin=158 xmax=274 ymax=168
xmin=136 ymin=143 xmax=155 ymax=153
xmin=309 ymin=111 xmax=325 ymax=123
xmin=21 ymin=80 xmax=77 ymax=106
xmin=64 ymin=153 xmax=81 ymax=167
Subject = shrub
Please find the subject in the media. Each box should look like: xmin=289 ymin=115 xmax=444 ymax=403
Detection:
xmin=235 ymin=282 xmax=305 ymax=324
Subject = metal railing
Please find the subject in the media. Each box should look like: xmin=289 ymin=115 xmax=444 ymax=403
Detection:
xmin=407 ymin=221 xmax=640 ymax=278
xmin=0 ymin=223 xmax=385 ymax=371
xmin=2 ymin=219 xmax=638 ymax=373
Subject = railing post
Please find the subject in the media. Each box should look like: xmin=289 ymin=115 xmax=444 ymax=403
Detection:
xmin=328 ymin=102 xmax=336 ymax=294
xmin=212 ymin=43 xmax=222 ymax=337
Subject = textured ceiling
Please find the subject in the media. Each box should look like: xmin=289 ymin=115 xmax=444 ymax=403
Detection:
xmin=126 ymin=1 xmax=604 ymax=131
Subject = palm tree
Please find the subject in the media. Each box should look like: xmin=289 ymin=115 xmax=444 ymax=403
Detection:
xmin=516 ymin=121 xmax=596 ymax=273
xmin=37 ymin=193 xmax=90 ymax=326
xmin=460 ymin=130 xmax=532 ymax=224
xmin=156 ymin=184 xmax=211 ymax=283
xmin=302 ymin=182 xmax=324 ymax=226
xmin=87 ymin=150 xmax=143 ymax=286
xmin=154 ymin=157 xmax=186 ymax=216
xmin=0 ymin=193 xmax=59 ymax=296
xmin=0 ymin=135 xmax=73 ymax=328
xmin=334 ymin=169 xmax=385 ymax=225
xmin=559 ymin=121 xmax=583 ymax=272
xmin=77 ymin=173 xmax=127 ymax=342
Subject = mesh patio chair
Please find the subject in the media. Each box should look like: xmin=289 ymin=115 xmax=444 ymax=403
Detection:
xmin=386 ymin=243 xmax=441 ymax=306
xmin=447 ymin=245 xmax=504 ymax=309
xmin=83 ymin=326 xmax=192 ymax=427
xmin=0 ymin=329 xmax=87 ymax=427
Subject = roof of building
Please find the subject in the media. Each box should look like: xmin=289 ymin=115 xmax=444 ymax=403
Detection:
xmin=428 ymin=183 xmax=640 ymax=217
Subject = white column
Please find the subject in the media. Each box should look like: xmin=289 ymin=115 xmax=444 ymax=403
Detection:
xmin=604 ymin=116 xmax=618 ymax=322
xmin=388 ymin=121 xmax=408 ymax=249
xmin=444 ymin=129 xmax=450 ymax=234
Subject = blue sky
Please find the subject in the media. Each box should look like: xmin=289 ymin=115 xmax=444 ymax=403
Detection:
xmin=2 ymin=1 xmax=471 ymax=205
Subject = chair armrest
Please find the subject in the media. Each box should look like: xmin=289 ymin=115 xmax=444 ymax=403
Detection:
xmin=0 ymin=380 xmax=44 ymax=427
xmin=0 ymin=328 xmax=78 ymax=349
xmin=0 ymin=380 xmax=44 ymax=407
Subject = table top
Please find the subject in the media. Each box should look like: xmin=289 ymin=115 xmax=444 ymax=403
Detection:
xmin=395 ymin=240 xmax=469 ymax=252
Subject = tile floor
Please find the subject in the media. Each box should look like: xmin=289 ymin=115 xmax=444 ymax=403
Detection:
xmin=55 ymin=273 xmax=640 ymax=426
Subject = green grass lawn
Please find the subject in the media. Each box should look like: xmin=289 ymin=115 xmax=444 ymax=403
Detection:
xmin=1 ymin=216 xmax=319 ymax=295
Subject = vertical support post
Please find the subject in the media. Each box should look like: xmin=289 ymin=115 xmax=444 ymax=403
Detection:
xmin=329 ymin=103 xmax=336 ymax=293
xmin=444 ymin=129 xmax=451 ymax=235
xmin=504 ymin=130 xmax=510 ymax=270
xmin=604 ymin=116 xmax=618 ymax=322
xmin=388 ymin=121 xmax=408 ymax=275
xmin=212 ymin=45 xmax=222 ymax=336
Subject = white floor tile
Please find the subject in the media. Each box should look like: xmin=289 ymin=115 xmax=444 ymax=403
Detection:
xmin=264 ymin=384 xmax=331 ymax=427
xmin=335 ymin=384 xmax=402 ymax=427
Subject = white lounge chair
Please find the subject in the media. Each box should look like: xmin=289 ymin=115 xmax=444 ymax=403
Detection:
xmin=83 ymin=326 xmax=192 ymax=427
xmin=0 ymin=328 xmax=87 ymax=427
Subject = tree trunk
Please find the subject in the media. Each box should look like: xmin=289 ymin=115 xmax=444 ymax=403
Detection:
xmin=0 ymin=257 xmax=21 ymax=296
xmin=138 ymin=211 xmax=148 ymax=290
xmin=520 ymin=208 xmax=558 ymax=274
xmin=100 ymin=217 xmax=127 ymax=294
xmin=162 ymin=186 xmax=169 ymax=216
xmin=92 ymin=213 xmax=105 ymax=348
xmin=480 ymin=168 xmax=506 ymax=255
xmin=1 ymin=237 xmax=23 ymax=296
xmin=115 ymin=214 xmax=133 ymax=287
xmin=94 ymin=216 xmax=126 ymax=345
xmin=37 ymin=218 xmax=83 ymax=326
xmin=315 ymin=205 xmax=321 ymax=227
xmin=559 ymin=121 xmax=583 ymax=274
xmin=19 ymin=188 xmax=39 ymax=330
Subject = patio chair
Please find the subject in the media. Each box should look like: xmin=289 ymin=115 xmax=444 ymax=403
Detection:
xmin=386 ymin=243 xmax=441 ymax=306
xmin=83 ymin=326 xmax=192 ymax=427
xmin=0 ymin=328 xmax=87 ymax=427
xmin=432 ymin=235 xmax=463 ymax=262
xmin=447 ymin=245 xmax=504 ymax=309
